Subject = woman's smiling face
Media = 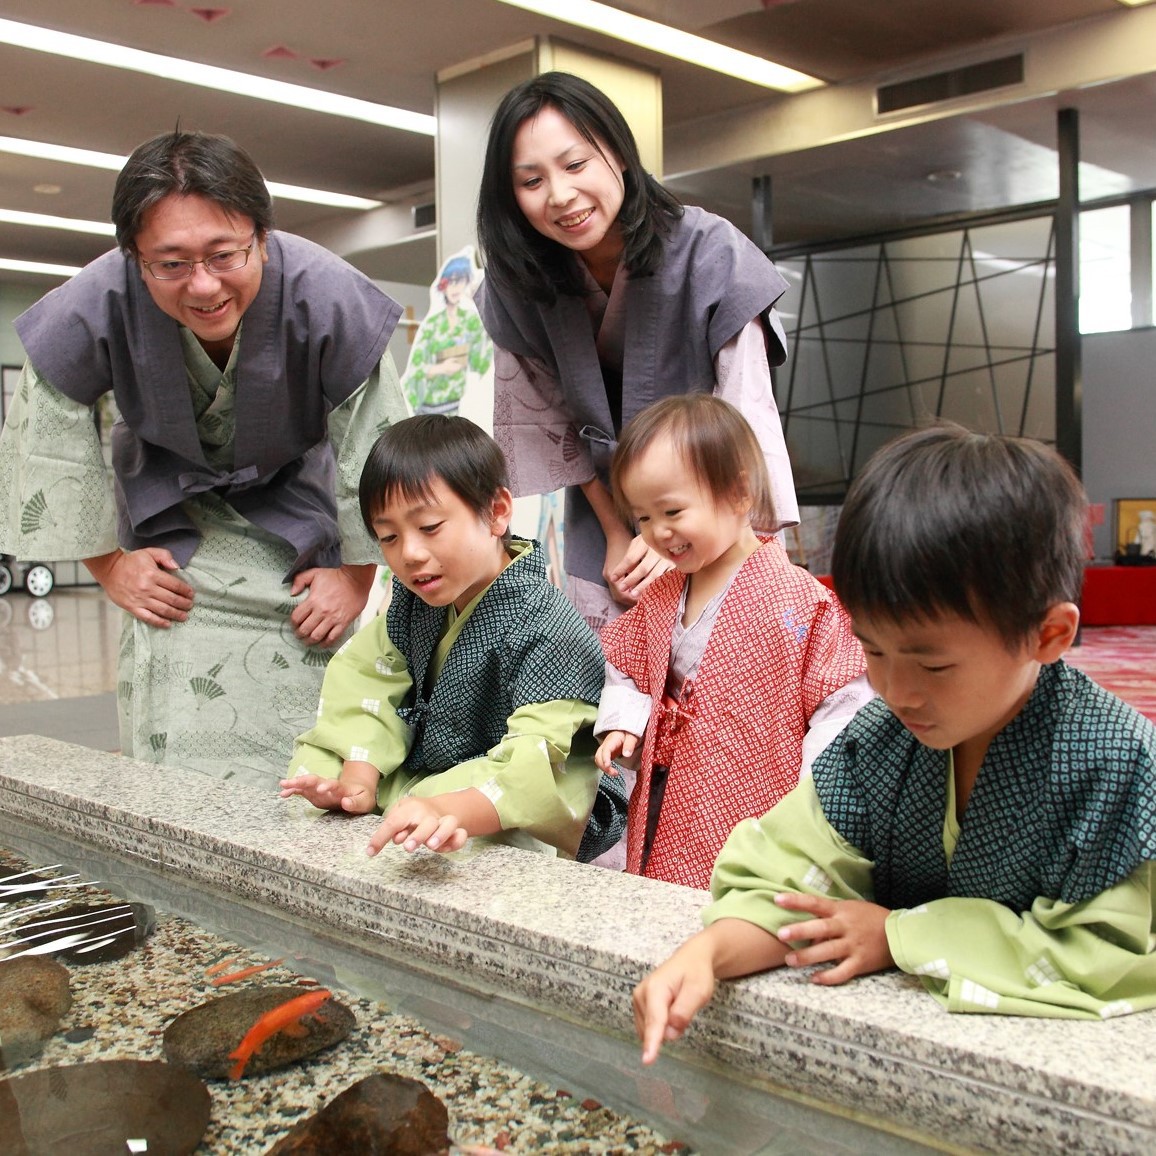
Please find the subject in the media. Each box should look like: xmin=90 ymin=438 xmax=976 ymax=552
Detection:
xmin=511 ymin=105 xmax=626 ymax=271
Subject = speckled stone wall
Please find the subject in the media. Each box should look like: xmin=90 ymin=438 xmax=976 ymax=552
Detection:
xmin=2 ymin=734 xmax=1155 ymax=1154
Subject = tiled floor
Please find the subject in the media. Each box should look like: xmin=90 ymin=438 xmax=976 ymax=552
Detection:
xmin=3 ymin=588 xmax=1155 ymax=754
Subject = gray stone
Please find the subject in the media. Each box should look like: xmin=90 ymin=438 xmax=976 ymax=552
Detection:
xmin=264 ymin=1073 xmax=451 ymax=1155
xmin=0 ymin=956 xmax=71 ymax=1069
xmin=163 ymin=985 xmax=355 ymax=1079
xmin=0 ymin=1059 xmax=210 ymax=1155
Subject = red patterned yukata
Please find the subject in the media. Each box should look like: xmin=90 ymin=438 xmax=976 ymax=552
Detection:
xmin=600 ymin=539 xmax=866 ymax=889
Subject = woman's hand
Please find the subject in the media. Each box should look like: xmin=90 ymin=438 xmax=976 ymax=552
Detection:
xmin=85 ymin=548 xmax=195 ymax=628
xmin=289 ymin=563 xmax=375 ymax=647
xmin=604 ymin=532 xmax=673 ymax=607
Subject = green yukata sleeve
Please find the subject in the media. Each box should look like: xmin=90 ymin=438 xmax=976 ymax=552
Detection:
xmin=401 ymin=697 xmax=601 ymax=859
xmin=288 ymin=614 xmax=414 ymax=788
xmin=704 ymin=776 xmax=876 ymax=932
xmin=886 ymin=863 xmax=1156 ymax=1019
xmin=326 ymin=352 xmax=410 ymax=565
xmin=0 ymin=362 xmax=117 ymax=560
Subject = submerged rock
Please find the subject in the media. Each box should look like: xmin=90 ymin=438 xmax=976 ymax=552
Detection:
xmin=0 ymin=956 xmax=71 ymax=1069
xmin=0 ymin=1059 xmax=210 ymax=1155
xmin=12 ymin=902 xmax=155 ymax=964
xmin=163 ymin=985 xmax=355 ymax=1079
xmin=265 ymin=1073 xmax=451 ymax=1155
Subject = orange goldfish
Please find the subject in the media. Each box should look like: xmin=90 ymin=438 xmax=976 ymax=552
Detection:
xmin=228 ymin=989 xmax=332 ymax=1080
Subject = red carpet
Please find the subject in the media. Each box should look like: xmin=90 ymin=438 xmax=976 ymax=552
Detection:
xmin=1065 ymin=626 xmax=1156 ymax=724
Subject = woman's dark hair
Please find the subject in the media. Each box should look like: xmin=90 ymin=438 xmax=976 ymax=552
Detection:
xmin=359 ymin=415 xmax=511 ymax=539
xmin=610 ymin=394 xmax=775 ymax=530
xmin=831 ymin=424 xmax=1087 ymax=647
xmin=476 ymin=71 xmax=683 ymax=304
xmin=112 ymin=130 xmax=274 ymax=254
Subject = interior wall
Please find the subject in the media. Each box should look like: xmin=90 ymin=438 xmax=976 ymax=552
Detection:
xmin=1082 ymin=325 xmax=1156 ymax=560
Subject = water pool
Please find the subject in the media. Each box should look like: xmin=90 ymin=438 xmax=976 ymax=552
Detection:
xmin=1 ymin=814 xmax=945 ymax=1154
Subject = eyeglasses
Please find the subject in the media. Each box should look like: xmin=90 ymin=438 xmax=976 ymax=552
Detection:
xmin=141 ymin=238 xmax=256 ymax=281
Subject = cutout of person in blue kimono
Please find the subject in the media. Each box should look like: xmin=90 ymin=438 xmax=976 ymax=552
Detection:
xmin=475 ymin=72 xmax=799 ymax=631
xmin=634 ymin=425 xmax=1156 ymax=1062
xmin=281 ymin=415 xmax=626 ymax=861
xmin=402 ymin=250 xmax=492 ymax=418
xmin=0 ymin=131 xmax=407 ymax=785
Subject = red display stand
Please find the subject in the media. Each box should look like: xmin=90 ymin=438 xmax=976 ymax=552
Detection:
xmin=816 ymin=567 xmax=1156 ymax=627
xmin=1081 ymin=565 xmax=1156 ymax=626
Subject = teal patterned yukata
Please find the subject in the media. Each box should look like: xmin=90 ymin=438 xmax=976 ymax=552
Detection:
xmin=0 ymin=328 xmax=407 ymax=786
xmin=707 ymin=661 xmax=1156 ymax=1018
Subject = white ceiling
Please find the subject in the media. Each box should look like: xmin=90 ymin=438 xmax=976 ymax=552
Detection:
xmin=1 ymin=0 xmax=1154 ymax=286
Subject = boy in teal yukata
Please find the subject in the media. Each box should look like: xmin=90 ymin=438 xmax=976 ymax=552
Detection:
xmin=635 ymin=425 xmax=1156 ymax=1063
xmin=281 ymin=414 xmax=624 ymax=861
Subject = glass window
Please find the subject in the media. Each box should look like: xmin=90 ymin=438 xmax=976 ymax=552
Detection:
xmin=1079 ymin=205 xmax=1131 ymax=334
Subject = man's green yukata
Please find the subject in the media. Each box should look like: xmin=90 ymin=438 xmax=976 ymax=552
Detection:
xmin=0 ymin=331 xmax=406 ymax=786
xmin=706 ymin=663 xmax=1156 ymax=1020
xmin=403 ymin=303 xmax=491 ymax=416
xmin=289 ymin=541 xmax=604 ymax=858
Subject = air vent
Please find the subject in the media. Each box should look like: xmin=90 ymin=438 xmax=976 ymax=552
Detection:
xmin=877 ymin=54 xmax=1023 ymax=115
xmin=412 ymin=202 xmax=436 ymax=229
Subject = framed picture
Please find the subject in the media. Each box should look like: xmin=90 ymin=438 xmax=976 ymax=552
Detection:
xmin=1113 ymin=498 xmax=1156 ymax=563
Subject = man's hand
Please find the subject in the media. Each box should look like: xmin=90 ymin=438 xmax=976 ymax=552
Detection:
xmin=85 ymin=548 xmax=195 ymax=628
xmin=774 ymin=893 xmax=893 ymax=985
xmin=289 ymin=563 xmax=375 ymax=647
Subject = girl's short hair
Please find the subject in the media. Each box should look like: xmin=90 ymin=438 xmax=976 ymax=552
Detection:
xmin=112 ymin=131 xmax=273 ymax=255
xmin=610 ymin=394 xmax=775 ymax=528
xmin=359 ymin=415 xmax=510 ymax=537
xmin=476 ymin=71 xmax=683 ymax=304
xmin=831 ymin=424 xmax=1087 ymax=647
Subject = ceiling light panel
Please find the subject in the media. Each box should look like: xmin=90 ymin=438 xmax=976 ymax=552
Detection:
xmin=496 ymin=0 xmax=823 ymax=92
xmin=0 ymin=17 xmax=436 ymax=134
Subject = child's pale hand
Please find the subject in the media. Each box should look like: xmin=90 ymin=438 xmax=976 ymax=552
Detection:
xmin=369 ymin=797 xmax=469 ymax=856
xmin=595 ymin=730 xmax=638 ymax=773
xmin=279 ymin=773 xmax=375 ymax=813
xmin=773 ymin=893 xmax=893 ymax=984
xmin=632 ymin=937 xmax=717 ymax=1066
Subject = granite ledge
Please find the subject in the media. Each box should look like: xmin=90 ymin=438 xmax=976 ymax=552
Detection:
xmin=2 ymin=735 xmax=1155 ymax=1155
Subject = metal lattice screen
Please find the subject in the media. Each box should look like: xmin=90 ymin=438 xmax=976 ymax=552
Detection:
xmin=775 ymin=214 xmax=1057 ymax=501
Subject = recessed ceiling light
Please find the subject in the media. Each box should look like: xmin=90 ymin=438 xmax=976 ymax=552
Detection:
xmin=1116 ymin=1 xmax=1156 ymax=8
xmin=926 ymin=169 xmax=962 ymax=183
xmin=0 ymin=136 xmax=381 ymax=210
xmin=33 ymin=183 xmax=62 ymax=195
xmin=0 ymin=256 xmax=80 ymax=276
xmin=0 ymin=17 xmax=435 ymax=135
xmin=0 ymin=208 xmax=115 ymax=236
xmin=495 ymin=0 xmax=822 ymax=92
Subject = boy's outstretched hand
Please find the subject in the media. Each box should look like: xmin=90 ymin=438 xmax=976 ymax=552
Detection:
xmin=369 ymin=797 xmax=470 ymax=856
xmin=279 ymin=771 xmax=376 ymax=813
xmin=773 ymin=893 xmax=893 ymax=984
xmin=632 ymin=935 xmax=717 ymax=1066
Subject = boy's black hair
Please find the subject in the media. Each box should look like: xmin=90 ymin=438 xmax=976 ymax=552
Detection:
xmin=112 ymin=130 xmax=274 ymax=255
xmin=831 ymin=424 xmax=1086 ymax=647
xmin=359 ymin=415 xmax=511 ymax=539
xmin=476 ymin=71 xmax=683 ymax=305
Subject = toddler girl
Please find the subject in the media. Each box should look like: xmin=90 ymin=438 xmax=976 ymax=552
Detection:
xmin=282 ymin=414 xmax=625 ymax=860
xmin=595 ymin=395 xmax=870 ymax=888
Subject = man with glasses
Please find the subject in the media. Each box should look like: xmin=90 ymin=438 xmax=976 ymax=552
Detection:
xmin=0 ymin=131 xmax=408 ymax=785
